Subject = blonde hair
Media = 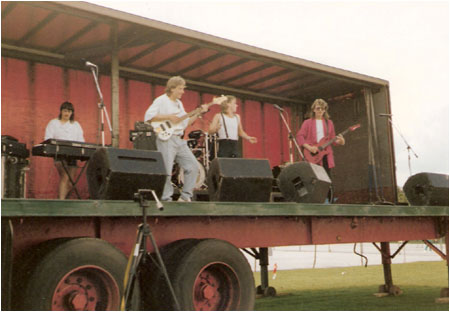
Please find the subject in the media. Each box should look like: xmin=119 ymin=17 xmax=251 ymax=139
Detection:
xmin=165 ymin=76 xmax=186 ymax=95
xmin=220 ymin=95 xmax=236 ymax=113
xmin=308 ymin=98 xmax=330 ymax=119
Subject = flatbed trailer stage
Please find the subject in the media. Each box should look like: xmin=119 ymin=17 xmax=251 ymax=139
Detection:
xmin=2 ymin=199 xmax=448 ymax=310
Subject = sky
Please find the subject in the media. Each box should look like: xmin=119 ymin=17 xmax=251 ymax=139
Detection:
xmin=92 ymin=0 xmax=449 ymax=187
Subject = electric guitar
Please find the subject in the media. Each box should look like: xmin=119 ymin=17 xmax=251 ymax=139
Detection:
xmin=303 ymin=123 xmax=360 ymax=164
xmin=151 ymin=96 xmax=227 ymax=141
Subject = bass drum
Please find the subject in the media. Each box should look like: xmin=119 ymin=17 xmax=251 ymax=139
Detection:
xmin=174 ymin=161 xmax=206 ymax=190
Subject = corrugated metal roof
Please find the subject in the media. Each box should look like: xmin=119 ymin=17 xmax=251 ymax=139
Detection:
xmin=2 ymin=1 xmax=388 ymax=104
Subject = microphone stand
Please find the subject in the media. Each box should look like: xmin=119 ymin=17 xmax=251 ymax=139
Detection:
xmin=275 ymin=107 xmax=305 ymax=161
xmin=87 ymin=63 xmax=114 ymax=147
xmin=385 ymin=115 xmax=418 ymax=176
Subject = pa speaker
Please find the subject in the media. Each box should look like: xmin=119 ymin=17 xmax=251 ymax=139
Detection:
xmin=403 ymin=172 xmax=449 ymax=206
xmin=278 ymin=161 xmax=331 ymax=203
xmin=207 ymin=158 xmax=273 ymax=202
xmin=87 ymin=148 xmax=166 ymax=200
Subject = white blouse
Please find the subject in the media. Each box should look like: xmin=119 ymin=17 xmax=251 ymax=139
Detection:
xmin=44 ymin=119 xmax=85 ymax=142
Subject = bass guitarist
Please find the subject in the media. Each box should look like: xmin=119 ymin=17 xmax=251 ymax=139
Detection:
xmin=296 ymin=98 xmax=345 ymax=178
xmin=144 ymin=76 xmax=210 ymax=202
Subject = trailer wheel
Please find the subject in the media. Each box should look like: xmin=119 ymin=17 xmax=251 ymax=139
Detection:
xmin=20 ymin=238 xmax=127 ymax=311
xmin=141 ymin=239 xmax=200 ymax=310
xmin=171 ymin=239 xmax=255 ymax=311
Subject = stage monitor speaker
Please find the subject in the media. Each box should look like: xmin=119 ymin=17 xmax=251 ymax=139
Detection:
xmin=207 ymin=158 xmax=273 ymax=202
xmin=403 ymin=172 xmax=449 ymax=206
xmin=278 ymin=161 xmax=331 ymax=203
xmin=87 ymin=148 xmax=166 ymax=200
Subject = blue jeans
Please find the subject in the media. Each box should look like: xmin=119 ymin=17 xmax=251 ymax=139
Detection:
xmin=157 ymin=136 xmax=198 ymax=201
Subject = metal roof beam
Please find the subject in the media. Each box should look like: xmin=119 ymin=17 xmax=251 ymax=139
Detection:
xmin=26 ymin=1 xmax=113 ymax=25
xmin=217 ymin=64 xmax=272 ymax=85
xmin=272 ymin=78 xmax=327 ymax=96
xmin=2 ymin=43 xmax=64 ymax=60
xmin=197 ymin=58 xmax=249 ymax=80
xmin=52 ymin=1 xmax=389 ymax=87
xmin=1 ymin=2 xmax=18 ymax=20
xmin=240 ymin=68 xmax=292 ymax=88
xmin=18 ymin=11 xmax=59 ymax=44
xmin=121 ymin=39 xmax=170 ymax=66
xmin=177 ymin=52 xmax=225 ymax=75
xmin=119 ymin=65 xmax=306 ymax=104
xmin=261 ymin=76 xmax=301 ymax=92
xmin=146 ymin=45 xmax=200 ymax=72
xmin=54 ymin=21 xmax=99 ymax=53
xmin=64 ymin=44 xmax=112 ymax=61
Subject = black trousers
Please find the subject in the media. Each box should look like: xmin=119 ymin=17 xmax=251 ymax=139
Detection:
xmin=217 ymin=139 xmax=241 ymax=158
xmin=322 ymin=156 xmax=333 ymax=202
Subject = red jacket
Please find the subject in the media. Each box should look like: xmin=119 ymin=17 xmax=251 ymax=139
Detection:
xmin=296 ymin=118 xmax=337 ymax=168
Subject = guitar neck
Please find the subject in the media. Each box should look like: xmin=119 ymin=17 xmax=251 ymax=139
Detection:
xmin=179 ymin=101 xmax=214 ymax=122
xmin=321 ymin=128 xmax=351 ymax=149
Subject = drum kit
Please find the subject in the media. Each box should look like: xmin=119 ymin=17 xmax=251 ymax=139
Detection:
xmin=171 ymin=130 xmax=218 ymax=190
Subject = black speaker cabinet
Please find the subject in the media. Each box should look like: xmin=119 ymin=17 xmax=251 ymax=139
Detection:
xmin=278 ymin=161 xmax=331 ymax=203
xmin=207 ymin=158 xmax=273 ymax=202
xmin=2 ymin=136 xmax=29 ymax=198
xmin=403 ymin=172 xmax=449 ymax=206
xmin=87 ymin=148 xmax=166 ymax=200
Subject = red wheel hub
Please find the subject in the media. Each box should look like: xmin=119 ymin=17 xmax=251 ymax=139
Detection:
xmin=193 ymin=262 xmax=240 ymax=311
xmin=52 ymin=265 xmax=120 ymax=310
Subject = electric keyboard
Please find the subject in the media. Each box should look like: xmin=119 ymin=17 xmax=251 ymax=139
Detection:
xmin=32 ymin=139 xmax=103 ymax=161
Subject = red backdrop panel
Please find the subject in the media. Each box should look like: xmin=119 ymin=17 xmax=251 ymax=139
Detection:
xmin=2 ymin=57 xmax=292 ymax=198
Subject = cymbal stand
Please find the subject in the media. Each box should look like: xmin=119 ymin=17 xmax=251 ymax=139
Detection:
xmin=385 ymin=115 xmax=418 ymax=176
xmin=87 ymin=63 xmax=114 ymax=147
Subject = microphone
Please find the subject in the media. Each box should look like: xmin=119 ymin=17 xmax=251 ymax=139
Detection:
xmin=85 ymin=61 xmax=98 ymax=68
xmin=273 ymin=104 xmax=284 ymax=112
xmin=378 ymin=113 xmax=392 ymax=117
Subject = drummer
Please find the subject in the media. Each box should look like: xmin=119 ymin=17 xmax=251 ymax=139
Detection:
xmin=208 ymin=95 xmax=257 ymax=158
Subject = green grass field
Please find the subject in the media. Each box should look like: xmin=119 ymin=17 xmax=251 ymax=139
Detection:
xmin=254 ymin=261 xmax=449 ymax=310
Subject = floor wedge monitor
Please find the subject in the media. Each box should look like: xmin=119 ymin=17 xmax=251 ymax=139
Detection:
xmin=87 ymin=148 xmax=166 ymax=200
xmin=278 ymin=161 xmax=331 ymax=203
xmin=403 ymin=172 xmax=449 ymax=206
xmin=207 ymin=158 xmax=273 ymax=202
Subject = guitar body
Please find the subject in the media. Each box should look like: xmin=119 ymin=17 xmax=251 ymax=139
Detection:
xmin=151 ymin=95 xmax=228 ymax=141
xmin=302 ymin=123 xmax=361 ymax=165
xmin=303 ymin=137 xmax=330 ymax=164
xmin=151 ymin=120 xmax=185 ymax=141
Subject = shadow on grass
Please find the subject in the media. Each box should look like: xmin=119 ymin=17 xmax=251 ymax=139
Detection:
xmin=255 ymin=285 xmax=448 ymax=311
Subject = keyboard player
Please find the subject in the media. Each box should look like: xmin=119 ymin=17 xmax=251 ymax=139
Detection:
xmin=44 ymin=101 xmax=85 ymax=199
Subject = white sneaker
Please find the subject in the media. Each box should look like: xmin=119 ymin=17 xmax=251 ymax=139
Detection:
xmin=177 ymin=196 xmax=191 ymax=202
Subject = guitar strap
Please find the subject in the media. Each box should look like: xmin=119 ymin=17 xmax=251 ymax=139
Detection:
xmin=324 ymin=119 xmax=329 ymax=138
xmin=221 ymin=113 xmax=229 ymax=139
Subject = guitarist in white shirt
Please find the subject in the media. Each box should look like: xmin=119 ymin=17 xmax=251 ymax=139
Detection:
xmin=144 ymin=76 xmax=209 ymax=202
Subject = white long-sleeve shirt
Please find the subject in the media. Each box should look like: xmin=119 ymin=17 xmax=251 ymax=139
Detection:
xmin=44 ymin=119 xmax=84 ymax=142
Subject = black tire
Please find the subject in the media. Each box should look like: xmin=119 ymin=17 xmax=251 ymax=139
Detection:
xmin=18 ymin=238 xmax=127 ymax=311
xmin=169 ymin=239 xmax=255 ymax=310
xmin=141 ymin=239 xmax=200 ymax=310
xmin=12 ymin=238 xmax=73 ymax=310
xmin=263 ymin=286 xmax=277 ymax=297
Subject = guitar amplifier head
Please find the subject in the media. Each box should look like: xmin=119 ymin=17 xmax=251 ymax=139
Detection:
xmin=134 ymin=121 xmax=154 ymax=132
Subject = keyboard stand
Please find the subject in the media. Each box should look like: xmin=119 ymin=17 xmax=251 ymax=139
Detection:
xmin=63 ymin=159 xmax=88 ymax=199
